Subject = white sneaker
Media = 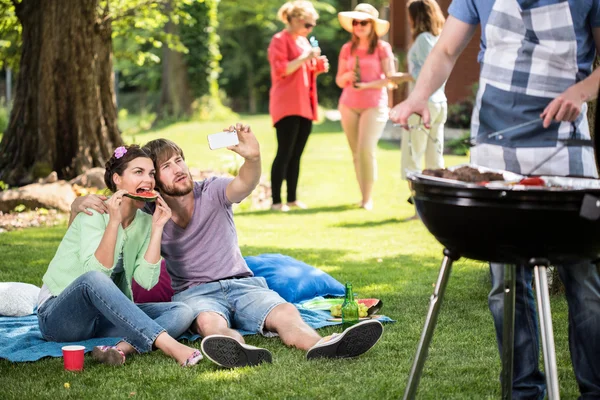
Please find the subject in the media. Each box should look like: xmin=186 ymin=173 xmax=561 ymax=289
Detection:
xmin=306 ymin=320 xmax=384 ymax=360
xmin=270 ymin=203 xmax=290 ymax=212
xmin=201 ymin=334 xmax=272 ymax=368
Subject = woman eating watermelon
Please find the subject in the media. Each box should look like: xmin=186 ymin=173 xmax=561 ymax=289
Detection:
xmin=36 ymin=145 xmax=202 ymax=367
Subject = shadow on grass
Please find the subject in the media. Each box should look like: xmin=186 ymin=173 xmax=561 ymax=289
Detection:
xmin=334 ymin=218 xmax=403 ymax=228
xmin=236 ymin=203 xmax=356 ymax=216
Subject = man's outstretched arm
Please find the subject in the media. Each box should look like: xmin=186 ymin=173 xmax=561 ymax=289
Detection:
xmin=225 ymin=123 xmax=261 ymax=204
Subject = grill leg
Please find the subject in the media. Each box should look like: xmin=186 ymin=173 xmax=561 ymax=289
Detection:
xmin=502 ymin=264 xmax=516 ymax=400
xmin=403 ymin=249 xmax=458 ymax=400
xmin=533 ymin=263 xmax=560 ymax=400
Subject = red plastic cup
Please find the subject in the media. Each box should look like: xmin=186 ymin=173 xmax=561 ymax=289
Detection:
xmin=315 ymin=56 xmax=325 ymax=71
xmin=62 ymin=345 xmax=85 ymax=371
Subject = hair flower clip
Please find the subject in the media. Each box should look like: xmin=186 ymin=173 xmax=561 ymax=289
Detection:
xmin=114 ymin=146 xmax=127 ymax=159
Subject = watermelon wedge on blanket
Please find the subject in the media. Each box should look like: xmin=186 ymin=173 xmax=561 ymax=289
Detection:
xmin=358 ymin=298 xmax=383 ymax=316
xmin=124 ymin=190 xmax=159 ymax=202
xmin=301 ymin=297 xmax=383 ymax=316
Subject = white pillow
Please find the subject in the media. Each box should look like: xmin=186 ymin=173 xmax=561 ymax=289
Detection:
xmin=0 ymin=282 xmax=41 ymax=317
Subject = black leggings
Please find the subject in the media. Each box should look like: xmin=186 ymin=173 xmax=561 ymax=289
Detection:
xmin=270 ymin=115 xmax=312 ymax=204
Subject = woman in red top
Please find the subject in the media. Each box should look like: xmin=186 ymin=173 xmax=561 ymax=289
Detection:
xmin=336 ymin=4 xmax=395 ymax=210
xmin=268 ymin=1 xmax=329 ymax=212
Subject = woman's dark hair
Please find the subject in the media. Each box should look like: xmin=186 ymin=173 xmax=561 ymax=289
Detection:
xmin=104 ymin=145 xmax=152 ymax=192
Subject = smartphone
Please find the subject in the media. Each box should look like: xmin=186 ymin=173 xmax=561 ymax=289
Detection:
xmin=207 ymin=130 xmax=239 ymax=150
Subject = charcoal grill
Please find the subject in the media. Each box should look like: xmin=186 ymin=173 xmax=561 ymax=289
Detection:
xmin=402 ymin=171 xmax=600 ymax=400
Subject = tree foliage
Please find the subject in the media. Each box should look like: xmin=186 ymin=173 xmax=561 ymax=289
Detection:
xmin=180 ymin=0 xmax=221 ymax=99
xmin=0 ymin=0 xmax=22 ymax=71
xmin=0 ymin=0 xmax=204 ymax=91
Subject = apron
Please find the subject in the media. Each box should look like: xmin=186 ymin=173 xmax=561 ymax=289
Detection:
xmin=470 ymin=0 xmax=597 ymax=177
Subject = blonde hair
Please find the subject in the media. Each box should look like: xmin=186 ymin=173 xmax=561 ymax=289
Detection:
xmin=407 ymin=0 xmax=445 ymax=40
xmin=277 ymin=1 xmax=319 ymax=25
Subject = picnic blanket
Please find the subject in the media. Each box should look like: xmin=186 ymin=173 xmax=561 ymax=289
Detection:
xmin=0 ymin=301 xmax=394 ymax=362
xmin=0 ymin=314 xmax=120 ymax=362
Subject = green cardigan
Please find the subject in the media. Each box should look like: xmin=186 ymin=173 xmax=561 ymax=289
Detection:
xmin=42 ymin=209 xmax=162 ymax=301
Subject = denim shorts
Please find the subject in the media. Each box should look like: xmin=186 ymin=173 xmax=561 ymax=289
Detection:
xmin=172 ymin=276 xmax=287 ymax=336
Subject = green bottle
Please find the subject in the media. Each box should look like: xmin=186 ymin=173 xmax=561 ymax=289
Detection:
xmin=353 ymin=56 xmax=361 ymax=88
xmin=341 ymin=282 xmax=359 ymax=328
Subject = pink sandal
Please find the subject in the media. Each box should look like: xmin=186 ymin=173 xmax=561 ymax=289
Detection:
xmin=181 ymin=350 xmax=203 ymax=367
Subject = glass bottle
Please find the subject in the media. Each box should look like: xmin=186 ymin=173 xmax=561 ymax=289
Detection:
xmin=341 ymin=282 xmax=359 ymax=328
xmin=353 ymin=56 xmax=361 ymax=88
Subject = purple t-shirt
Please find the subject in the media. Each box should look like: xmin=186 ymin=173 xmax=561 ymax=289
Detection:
xmin=147 ymin=177 xmax=252 ymax=293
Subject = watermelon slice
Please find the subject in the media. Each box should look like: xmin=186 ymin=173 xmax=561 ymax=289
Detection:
xmin=301 ymin=297 xmax=383 ymax=316
xmin=357 ymin=298 xmax=383 ymax=316
xmin=124 ymin=190 xmax=159 ymax=202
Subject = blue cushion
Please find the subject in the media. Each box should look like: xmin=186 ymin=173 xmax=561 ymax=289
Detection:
xmin=244 ymin=254 xmax=345 ymax=303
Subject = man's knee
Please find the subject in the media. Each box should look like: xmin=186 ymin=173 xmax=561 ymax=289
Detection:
xmin=271 ymin=303 xmax=298 ymax=317
xmin=194 ymin=311 xmax=227 ymax=334
xmin=266 ymin=303 xmax=300 ymax=328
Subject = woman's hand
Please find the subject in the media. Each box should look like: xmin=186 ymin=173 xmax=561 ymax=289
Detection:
xmin=318 ymin=55 xmax=330 ymax=73
xmin=342 ymin=70 xmax=357 ymax=86
xmin=145 ymin=195 xmax=172 ymax=265
xmin=302 ymin=47 xmax=321 ymax=61
xmin=152 ymin=196 xmax=172 ymax=228
xmin=106 ymin=190 xmax=127 ymax=226
xmin=387 ymin=72 xmax=413 ymax=85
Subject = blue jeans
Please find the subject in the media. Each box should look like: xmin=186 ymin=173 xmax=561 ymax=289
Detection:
xmin=489 ymin=263 xmax=600 ymax=399
xmin=37 ymin=271 xmax=195 ymax=353
xmin=173 ymin=276 xmax=286 ymax=335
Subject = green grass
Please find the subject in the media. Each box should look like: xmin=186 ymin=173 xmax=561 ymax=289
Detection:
xmin=0 ymin=115 xmax=579 ymax=399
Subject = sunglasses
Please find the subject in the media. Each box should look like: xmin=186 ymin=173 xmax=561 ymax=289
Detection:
xmin=352 ymin=20 xmax=371 ymax=27
xmin=304 ymin=22 xmax=315 ymax=29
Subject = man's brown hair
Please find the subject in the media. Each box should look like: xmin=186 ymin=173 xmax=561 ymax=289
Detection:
xmin=142 ymin=138 xmax=185 ymax=170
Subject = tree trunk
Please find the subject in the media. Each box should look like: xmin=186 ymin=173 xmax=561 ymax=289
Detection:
xmin=0 ymin=0 xmax=122 ymax=186
xmin=158 ymin=1 xmax=193 ymax=120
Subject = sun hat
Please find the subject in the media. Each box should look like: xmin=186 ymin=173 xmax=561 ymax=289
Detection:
xmin=338 ymin=3 xmax=390 ymax=37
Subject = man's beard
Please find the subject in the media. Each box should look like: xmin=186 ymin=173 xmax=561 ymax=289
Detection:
xmin=159 ymin=173 xmax=194 ymax=197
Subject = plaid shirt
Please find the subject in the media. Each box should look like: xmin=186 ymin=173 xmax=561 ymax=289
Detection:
xmin=453 ymin=0 xmax=598 ymax=177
